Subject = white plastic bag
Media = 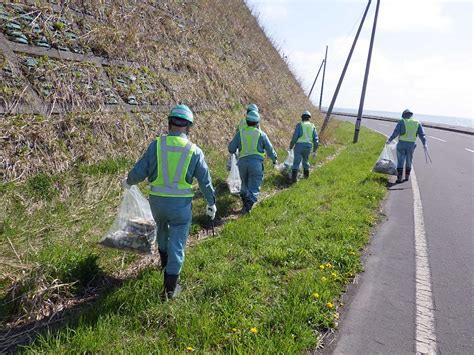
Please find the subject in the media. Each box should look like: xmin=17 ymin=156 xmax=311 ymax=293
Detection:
xmin=373 ymin=142 xmax=398 ymax=175
xmin=100 ymin=185 xmax=156 ymax=254
xmin=275 ymin=150 xmax=295 ymax=176
xmin=227 ymin=154 xmax=241 ymax=194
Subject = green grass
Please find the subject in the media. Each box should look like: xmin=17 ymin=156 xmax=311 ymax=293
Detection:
xmin=17 ymin=123 xmax=387 ymax=353
xmin=1 ymin=122 xmax=346 ymax=322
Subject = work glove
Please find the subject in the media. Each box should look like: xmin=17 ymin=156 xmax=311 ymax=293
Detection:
xmin=206 ymin=204 xmax=217 ymax=220
xmin=311 ymin=152 xmax=317 ymax=159
xmin=385 ymin=140 xmax=390 ymax=145
xmin=122 ymin=178 xmax=131 ymax=190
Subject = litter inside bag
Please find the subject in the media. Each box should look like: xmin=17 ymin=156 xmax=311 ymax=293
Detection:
xmin=275 ymin=150 xmax=295 ymax=176
xmin=227 ymin=154 xmax=241 ymax=194
xmin=100 ymin=185 xmax=156 ymax=254
xmin=373 ymin=142 xmax=398 ymax=175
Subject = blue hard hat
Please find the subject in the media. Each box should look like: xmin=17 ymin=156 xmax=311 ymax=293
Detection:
xmin=246 ymin=103 xmax=259 ymax=113
xmin=246 ymin=110 xmax=260 ymax=123
xmin=168 ymin=104 xmax=194 ymax=124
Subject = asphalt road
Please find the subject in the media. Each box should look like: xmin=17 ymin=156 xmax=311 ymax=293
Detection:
xmin=330 ymin=117 xmax=474 ymax=354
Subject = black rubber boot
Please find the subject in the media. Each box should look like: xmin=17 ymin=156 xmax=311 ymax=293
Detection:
xmin=404 ymin=168 xmax=411 ymax=181
xmin=163 ymin=272 xmax=181 ymax=300
xmin=241 ymin=199 xmax=253 ymax=215
xmin=396 ymin=168 xmax=403 ymax=183
xmin=158 ymin=249 xmax=168 ymax=271
xmin=303 ymin=170 xmax=309 ymax=179
xmin=291 ymin=169 xmax=298 ymax=184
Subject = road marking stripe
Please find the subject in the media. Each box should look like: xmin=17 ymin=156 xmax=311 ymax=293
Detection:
xmin=428 ymin=135 xmax=447 ymax=142
xmin=411 ymin=169 xmax=437 ymax=354
xmin=465 ymin=148 xmax=474 ymax=153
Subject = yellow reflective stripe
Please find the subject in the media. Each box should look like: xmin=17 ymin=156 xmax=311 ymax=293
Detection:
xmin=150 ymin=136 xmax=195 ymax=197
xmin=297 ymin=122 xmax=314 ymax=144
xmin=239 ymin=127 xmax=265 ymax=158
xmin=400 ymin=119 xmax=419 ymax=142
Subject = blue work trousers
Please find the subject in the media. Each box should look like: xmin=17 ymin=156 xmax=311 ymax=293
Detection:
xmin=149 ymin=196 xmax=192 ymax=276
xmin=238 ymin=157 xmax=264 ymax=204
xmin=396 ymin=141 xmax=416 ymax=170
xmin=293 ymin=143 xmax=312 ymax=171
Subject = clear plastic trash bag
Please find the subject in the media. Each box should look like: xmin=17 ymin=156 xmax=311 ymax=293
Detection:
xmin=275 ymin=150 xmax=295 ymax=176
xmin=100 ymin=185 xmax=156 ymax=254
xmin=227 ymin=154 xmax=241 ymax=194
xmin=373 ymin=142 xmax=398 ymax=175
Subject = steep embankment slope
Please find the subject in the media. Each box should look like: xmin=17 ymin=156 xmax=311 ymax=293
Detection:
xmin=1 ymin=0 xmax=315 ymax=181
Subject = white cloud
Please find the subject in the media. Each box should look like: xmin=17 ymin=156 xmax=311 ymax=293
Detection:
xmin=378 ymin=0 xmax=453 ymax=32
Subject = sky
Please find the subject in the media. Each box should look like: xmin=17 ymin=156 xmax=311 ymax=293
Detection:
xmin=245 ymin=0 xmax=473 ymax=119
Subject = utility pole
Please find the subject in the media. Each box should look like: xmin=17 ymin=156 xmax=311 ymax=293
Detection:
xmin=353 ymin=0 xmax=380 ymax=143
xmin=319 ymin=45 xmax=328 ymax=111
xmin=321 ymin=0 xmax=372 ymax=133
xmin=308 ymin=59 xmax=325 ymax=98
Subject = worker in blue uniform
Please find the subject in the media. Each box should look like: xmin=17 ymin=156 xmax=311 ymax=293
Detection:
xmin=386 ymin=109 xmax=427 ymax=183
xmin=228 ymin=110 xmax=277 ymax=214
xmin=289 ymin=110 xmax=319 ymax=183
xmin=226 ymin=104 xmax=260 ymax=172
xmin=123 ymin=104 xmax=216 ymax=299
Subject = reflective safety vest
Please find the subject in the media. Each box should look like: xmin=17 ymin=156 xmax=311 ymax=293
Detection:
xmin=399 ymin=118 xmax=419 ymax=142
xmin=150 ymin=135 xmax=196 ymax=197
xmin=296 ymin=121 xmax=315 ymax=145
xmin=239 ymin=127 xmax=265 ymax=158
xmin=238 ymin=118 xmax=247 ymax=130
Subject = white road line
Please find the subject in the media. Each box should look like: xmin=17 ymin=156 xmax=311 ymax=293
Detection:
xmin=428 ymin=135 xmax=447 ymax=142
xmin=411 ymin=169 xmax=437 ymax=354
xmin=465 ymin=148 xmax=474 ymax=153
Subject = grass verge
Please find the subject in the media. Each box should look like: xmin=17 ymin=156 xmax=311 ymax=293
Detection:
xmin=18 ymin=123 xmax=387 ymax=353
xmin=1 ymin=121 xmax=343 ymax=325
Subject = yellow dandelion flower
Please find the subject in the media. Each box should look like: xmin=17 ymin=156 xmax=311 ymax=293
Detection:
xmin=312 ymin=292 xmax=320 ymax=299
xmin=326 ymin=302 xmax=334 ymax=309
xmin=325 ymin=263 xmax=332 ymax=268
xmin=319 ymin=264 xmax=325 ymax=270
xmin=331 ymin=272 xmax=337 ymax=278
xmin=321 ymin=276 xmax=327 ymax=282
xmin=250 ymin=327 xmax=258 ymax=334
xmin=186 ymin=346 xmax=194 ymax=352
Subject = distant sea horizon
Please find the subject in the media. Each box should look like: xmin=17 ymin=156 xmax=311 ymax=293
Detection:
xmin=326 ymin=107 xmax=474 ymax=129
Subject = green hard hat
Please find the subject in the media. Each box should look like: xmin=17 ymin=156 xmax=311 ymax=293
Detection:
xmin=402 ymin=109 xmax=413 ymax=119
xmin=301 ymin=110 xmax=311 ymax=118
xmin=168 ymin=104 xmax=194 ymax=124
xmin=247 ymin=103 xmax=259 ymax=113
xmin=246 ymin=110 xmax=261 ymax=123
